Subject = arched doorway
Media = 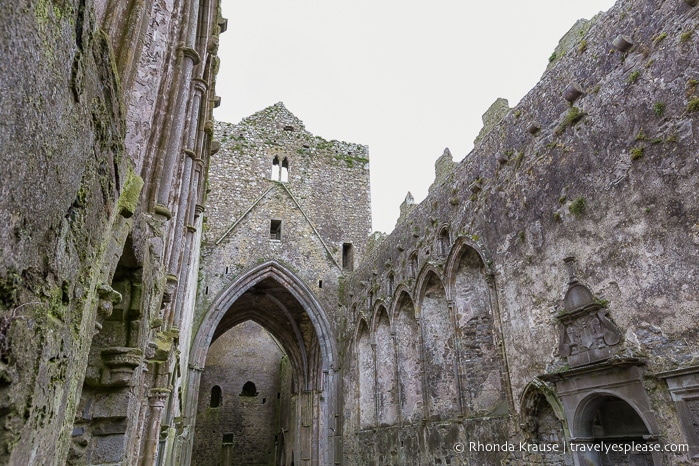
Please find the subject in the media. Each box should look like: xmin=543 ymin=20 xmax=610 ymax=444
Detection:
xmin=183 ymin=261 xmax=339 ymax=465
xmin=192 ymin=321 xmax=289 ymax=465
xmin=574 ymin=394 xmax=655 ymax=465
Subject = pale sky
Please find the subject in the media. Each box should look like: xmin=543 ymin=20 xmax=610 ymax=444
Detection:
xmin=214 ymin=0 xmax=617 ymax=234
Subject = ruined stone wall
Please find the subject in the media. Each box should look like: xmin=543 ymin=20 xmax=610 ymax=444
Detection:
xmin=196 ymin=102 xmax=371 ymax=339
xmin=205 ymin=103 xmax=371 ymax=273
xmin=193 ymin=321 xmax=286 ymax=466
xmin=0 ymin=0 xmax=223 ymax=464
xmin=188 ymin=103 xmax=371 ymax=465
xmin=342 ymin=0 xmax=699 ymax=464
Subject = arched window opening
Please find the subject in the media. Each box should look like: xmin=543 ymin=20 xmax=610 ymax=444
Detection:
xmin=409 ymin=253 xmax=418 ymax=278
xmin=240 ymin=381 xmax=258 ymax=397
xmin=342 ymin=243 xmax=354 ymax=271
xmin=210 ymin=385 xmax=222 ymax=407
xmin=281 ymin=157 xmax=289 ymax=182
xmin=375 ymin=308 xmax=398 ymax=426
xmin=421 ymin=272 xmax=458 ymax=420
xmin=271 ymin=156 xmax=280 ymax=180
xmin=395 ymin=292 xmax=422 ymax=422
xmin=439 ymin=228 xmax=450 ymax=256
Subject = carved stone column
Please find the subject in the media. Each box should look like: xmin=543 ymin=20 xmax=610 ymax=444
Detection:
xmin=140 ymin=388 xmax=171 ymax=466
xmin=154 ymin=44 xmax=200 ymax=217
xmin=447 ymin=299 xmax=465 ymax=416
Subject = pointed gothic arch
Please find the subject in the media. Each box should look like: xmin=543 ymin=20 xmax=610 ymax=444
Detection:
xmin=184 ymin=260 xmax=339 ymax=465
xmin=443 ymin=236 xmax=494 ymax=298
xmin=391 ymin=289 xmax=423 ymax=423
xmin=354 ymin=318 xmax=375 ymax=430
xmin=371 ymin=304 xmax=398 ymax=426
xmin=414 ymin=267 xmax=459 ymax=420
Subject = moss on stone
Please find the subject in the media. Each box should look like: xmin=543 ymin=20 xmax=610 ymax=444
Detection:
xmin=117 ymin=167 xmax=144 ymax=218
xmin=687 ymin=97 xmax=699 ymax=113
xmin=568 ymin=197 xmax=587 ymax=217
xmin=630 ymin=146 xmax=645 ymax=160
xmin=555 ymin=107 xmax=585 ymax=135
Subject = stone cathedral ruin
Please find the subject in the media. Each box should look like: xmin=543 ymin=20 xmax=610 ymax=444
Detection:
xmin=0 ymin=0 xmax=698 ymax=464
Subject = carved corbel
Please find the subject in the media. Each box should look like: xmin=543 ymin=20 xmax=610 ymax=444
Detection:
xmin=94 ymin=283 xmax=122 ymax=334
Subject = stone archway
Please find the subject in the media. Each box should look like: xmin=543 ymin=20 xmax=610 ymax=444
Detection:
xmin=182 ymin=261 xmax=339 ymax=465
xmin=573 ymin=393 xmax=656 ymax=465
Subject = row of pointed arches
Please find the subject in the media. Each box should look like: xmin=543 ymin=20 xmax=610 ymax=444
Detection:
xmin=352 ymin=241 xmax=508 ymax=429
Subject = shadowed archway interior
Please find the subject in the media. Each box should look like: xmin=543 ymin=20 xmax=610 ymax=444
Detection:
xmin=210 ymin=277 xmax=322 ymax=393
xmin=185 ymin=262 xmax=339 ymax=465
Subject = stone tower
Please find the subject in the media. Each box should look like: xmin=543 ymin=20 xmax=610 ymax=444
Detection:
xmin=186 ymin=103 xmax=371 ymax=465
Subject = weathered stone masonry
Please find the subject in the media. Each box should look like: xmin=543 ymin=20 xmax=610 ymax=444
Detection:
xmin=340 ymin=0 xmax=699 ymax=464
xmin=1 ymin=0 xmax=699 ymax=464
xmin=0 ymin=0 xmax=224 ymax=464
xmin=189 ymin=104 xmax=371 ymax=465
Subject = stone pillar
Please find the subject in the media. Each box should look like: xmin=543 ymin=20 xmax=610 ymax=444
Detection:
xmin=154 ymin=44 xmax=200 ymax=216
xmin=447 ymin=299 xmax=465 ymax=416
xmin=299 ymin=390 xmax=314 ymax=465
xmin=371 ymin=342 xmax=378 ymax=428
xmin=170 ymin=78 xmax=207 ymax=328
xmin=416 ymin=316 xmax=430 ymax=420
xmin=485 ymin=273 xmax=514 ymax=412
xmin=164 ymin=149 xmax=194 ymax=327
xmin=390 ymin=331 xmax=403 ymax=425
xmin=140 ymin=388 xmax=171 ymax=466
xmin=326 ymin=368 xmax=341 ymax=466
xmin=178 ymin=363 xmax=203 ymax=465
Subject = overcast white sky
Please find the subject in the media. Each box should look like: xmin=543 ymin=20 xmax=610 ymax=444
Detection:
xmin=214 ymin=0 xmax=617 ymax=234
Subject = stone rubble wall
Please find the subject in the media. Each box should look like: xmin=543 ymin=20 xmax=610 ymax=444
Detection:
xmin=199 ymin=103 xmax=372 ymax=336
xmin=342 ymin=0 xmax=699 ymax=463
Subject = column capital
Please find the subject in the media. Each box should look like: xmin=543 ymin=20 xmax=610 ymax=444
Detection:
xmin=178 ymin=44 xmax=201 ymax=65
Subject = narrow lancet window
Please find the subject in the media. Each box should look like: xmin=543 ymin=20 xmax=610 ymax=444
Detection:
xmin=342 ymin=243 xmax=354 ymax=271
xmin=270 ymin=219 xmax=282 ymax=240
xmin=281 ymin=157 xmax=289 ymax=182
xmin=210 ymin=385 xmax=222 ymax=407
xmin=271 ymin=156 xmax=280 ymax=180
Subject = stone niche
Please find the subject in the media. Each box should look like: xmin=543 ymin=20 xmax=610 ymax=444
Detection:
xmin=556 ymin=257 xmax=622 ymax=368
xmin=541 ymin=258 xmax=661 ymax=465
